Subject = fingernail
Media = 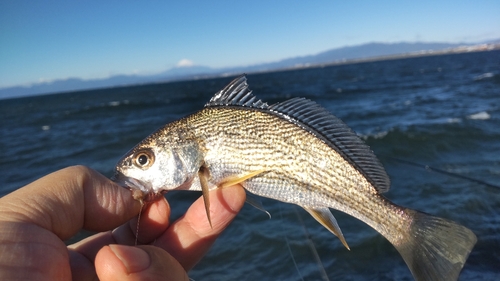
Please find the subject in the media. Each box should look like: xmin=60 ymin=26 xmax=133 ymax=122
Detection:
xmin=109 ymin=244 xmax=150 ymax=273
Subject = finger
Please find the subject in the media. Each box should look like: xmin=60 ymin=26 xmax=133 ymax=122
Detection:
xmin=0 ymin=166 xmax=142 ymax=281
xmin=0 ymin=221 xmax=73 ymax=280
xmin=154 ymin=184 xmax=246 ymax=270
xmin=68 ymin=195 xmax=171 ymax=273
xmin=95 ymin=245 xmax=189 ymax=281
xmin=0 ymin=165 xmax=141 ymax=240
xmin=114 ymin=197 xmax=172 ymax=245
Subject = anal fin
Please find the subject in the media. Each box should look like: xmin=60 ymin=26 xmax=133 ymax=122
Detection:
xmin=303 ymin=207 xmax=350 ymax=250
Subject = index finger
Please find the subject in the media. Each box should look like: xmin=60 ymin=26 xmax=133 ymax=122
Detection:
xmin=153 ymin=184 xmax=246 ymax=271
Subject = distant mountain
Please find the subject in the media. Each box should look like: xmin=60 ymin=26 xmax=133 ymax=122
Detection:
xmin=261 ymin=42 xmax=465 ymax=67
xmin=1 ymin=40 xmax=497 ymax=99
xmin=153 ymin=65 xmax=215 ymax=78
xmin=0 ymin=66 xmax=217 ymax=99
xmin=483 ymin=38 xmax=500 ymax=44
xmin=0 ymin=76 xmax=147 ymax=99
xmin=217 ymin=42 xmax=472 ymax=74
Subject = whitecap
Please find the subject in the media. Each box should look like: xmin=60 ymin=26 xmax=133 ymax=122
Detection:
xmin=447 ymin=118 xmax=462 ymax=123
xmin=467 ymin=111 xmax=490 ymax=120
xmin=473 ymin=72 xmax=494 ymax=81
xmin=360 ymin=130 xmax=388 ymax=140
xmin=41 ymin=125 xmax=50 ymax=131
xmin=108 ymin=101 xmax=120 ymax=106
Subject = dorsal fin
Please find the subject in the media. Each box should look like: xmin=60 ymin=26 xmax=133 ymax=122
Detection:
xmin=205 ymin=75 xmax=269 ymax=109
xmin=268 ymin=97 xmax=390 ymax=193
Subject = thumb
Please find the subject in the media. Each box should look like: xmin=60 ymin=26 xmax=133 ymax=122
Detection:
xmin=95 ymin=245 xmax=189 ymax=281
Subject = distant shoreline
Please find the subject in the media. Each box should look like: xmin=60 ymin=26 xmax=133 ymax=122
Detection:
xmin=2 ymin=45 xmax=499 ymax=100
xmin=252 ymin=43 xmax=500 ymax=73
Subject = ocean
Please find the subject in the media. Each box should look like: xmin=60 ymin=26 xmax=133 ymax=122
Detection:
xmin=1 ymin=50 xmax=499 ymax=280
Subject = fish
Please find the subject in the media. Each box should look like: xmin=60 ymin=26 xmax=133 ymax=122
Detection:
xmin=113 ymin=75 xmax=477 ymax=281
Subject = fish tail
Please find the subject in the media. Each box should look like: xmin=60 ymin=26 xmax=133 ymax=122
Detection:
xmin=395 ymin=209 xmax=476 ymax=281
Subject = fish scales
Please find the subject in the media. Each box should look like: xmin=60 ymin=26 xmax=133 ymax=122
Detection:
xmin=114 ymin=75 xmax=476 ymax=281
xmin=187 ymin=106 xmax=409 ymax=244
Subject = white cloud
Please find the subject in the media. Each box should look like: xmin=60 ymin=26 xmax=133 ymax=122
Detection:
xmin=176 ymin=59 xmax=194 ymax=67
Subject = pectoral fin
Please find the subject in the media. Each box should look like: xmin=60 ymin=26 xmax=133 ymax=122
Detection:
xmin=198 ymin=168 xmax=268 ymax=228
xmin=220 ymin=170 xmax=270 ymax=218
xmin=303 ymin=207 xmax=350 ymax=250
xmin=219 ymin=169 xmax=267 ymax=188
xmin=198 ymin=167 xmax=212 ymax=228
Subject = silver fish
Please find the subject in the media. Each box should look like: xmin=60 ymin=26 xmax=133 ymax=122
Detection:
xmin=114 ymin=75 xmax=476 ymax=281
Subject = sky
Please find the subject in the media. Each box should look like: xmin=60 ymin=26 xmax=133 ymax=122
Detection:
xmin=1 ymin=1 xmax=499 ymax=89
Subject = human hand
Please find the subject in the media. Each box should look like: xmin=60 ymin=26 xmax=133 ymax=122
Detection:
xmin=0 ymin=165 xmax=246 ymax=281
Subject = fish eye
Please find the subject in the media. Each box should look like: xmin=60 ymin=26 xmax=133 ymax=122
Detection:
xmin=138 ymin=154 xmax=148 ymax=165
xmin=133 ymin=149 xmax=155 ymax=168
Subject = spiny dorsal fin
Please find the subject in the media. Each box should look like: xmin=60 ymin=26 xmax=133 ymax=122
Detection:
xmin=269 ymin=97 xmax=391 ymax=193
xmin=205 ymin=75 xmax=269 ymax=109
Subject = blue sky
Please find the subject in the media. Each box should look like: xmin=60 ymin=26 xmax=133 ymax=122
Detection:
xmin=1 ymin=1 xmax=499 ymax=89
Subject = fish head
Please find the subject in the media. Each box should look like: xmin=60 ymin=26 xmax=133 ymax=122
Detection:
xmin=113 ymin=136 xmax=204 ymax=202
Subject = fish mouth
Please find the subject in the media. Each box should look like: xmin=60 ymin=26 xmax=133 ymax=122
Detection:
xmin=111 ymin=172 xmax=161 ymax=203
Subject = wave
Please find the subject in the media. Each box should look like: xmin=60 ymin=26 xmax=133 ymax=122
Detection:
xmin=473 ymin=72 xmax=494 ymax=81
xmin=467 ymin=111 xmax=490 ymax=120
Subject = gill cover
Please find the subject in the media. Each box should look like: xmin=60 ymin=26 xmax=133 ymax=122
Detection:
xmin=115 ymin=140 xmax=203 ymax=195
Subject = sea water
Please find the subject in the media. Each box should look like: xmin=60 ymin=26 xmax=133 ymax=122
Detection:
xmin=1 ymin=50 xmax=499 ymax=280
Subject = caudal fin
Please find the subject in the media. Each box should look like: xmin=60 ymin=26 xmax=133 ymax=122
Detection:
xmin=395 ymin=209 xmax=477 ymax=281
